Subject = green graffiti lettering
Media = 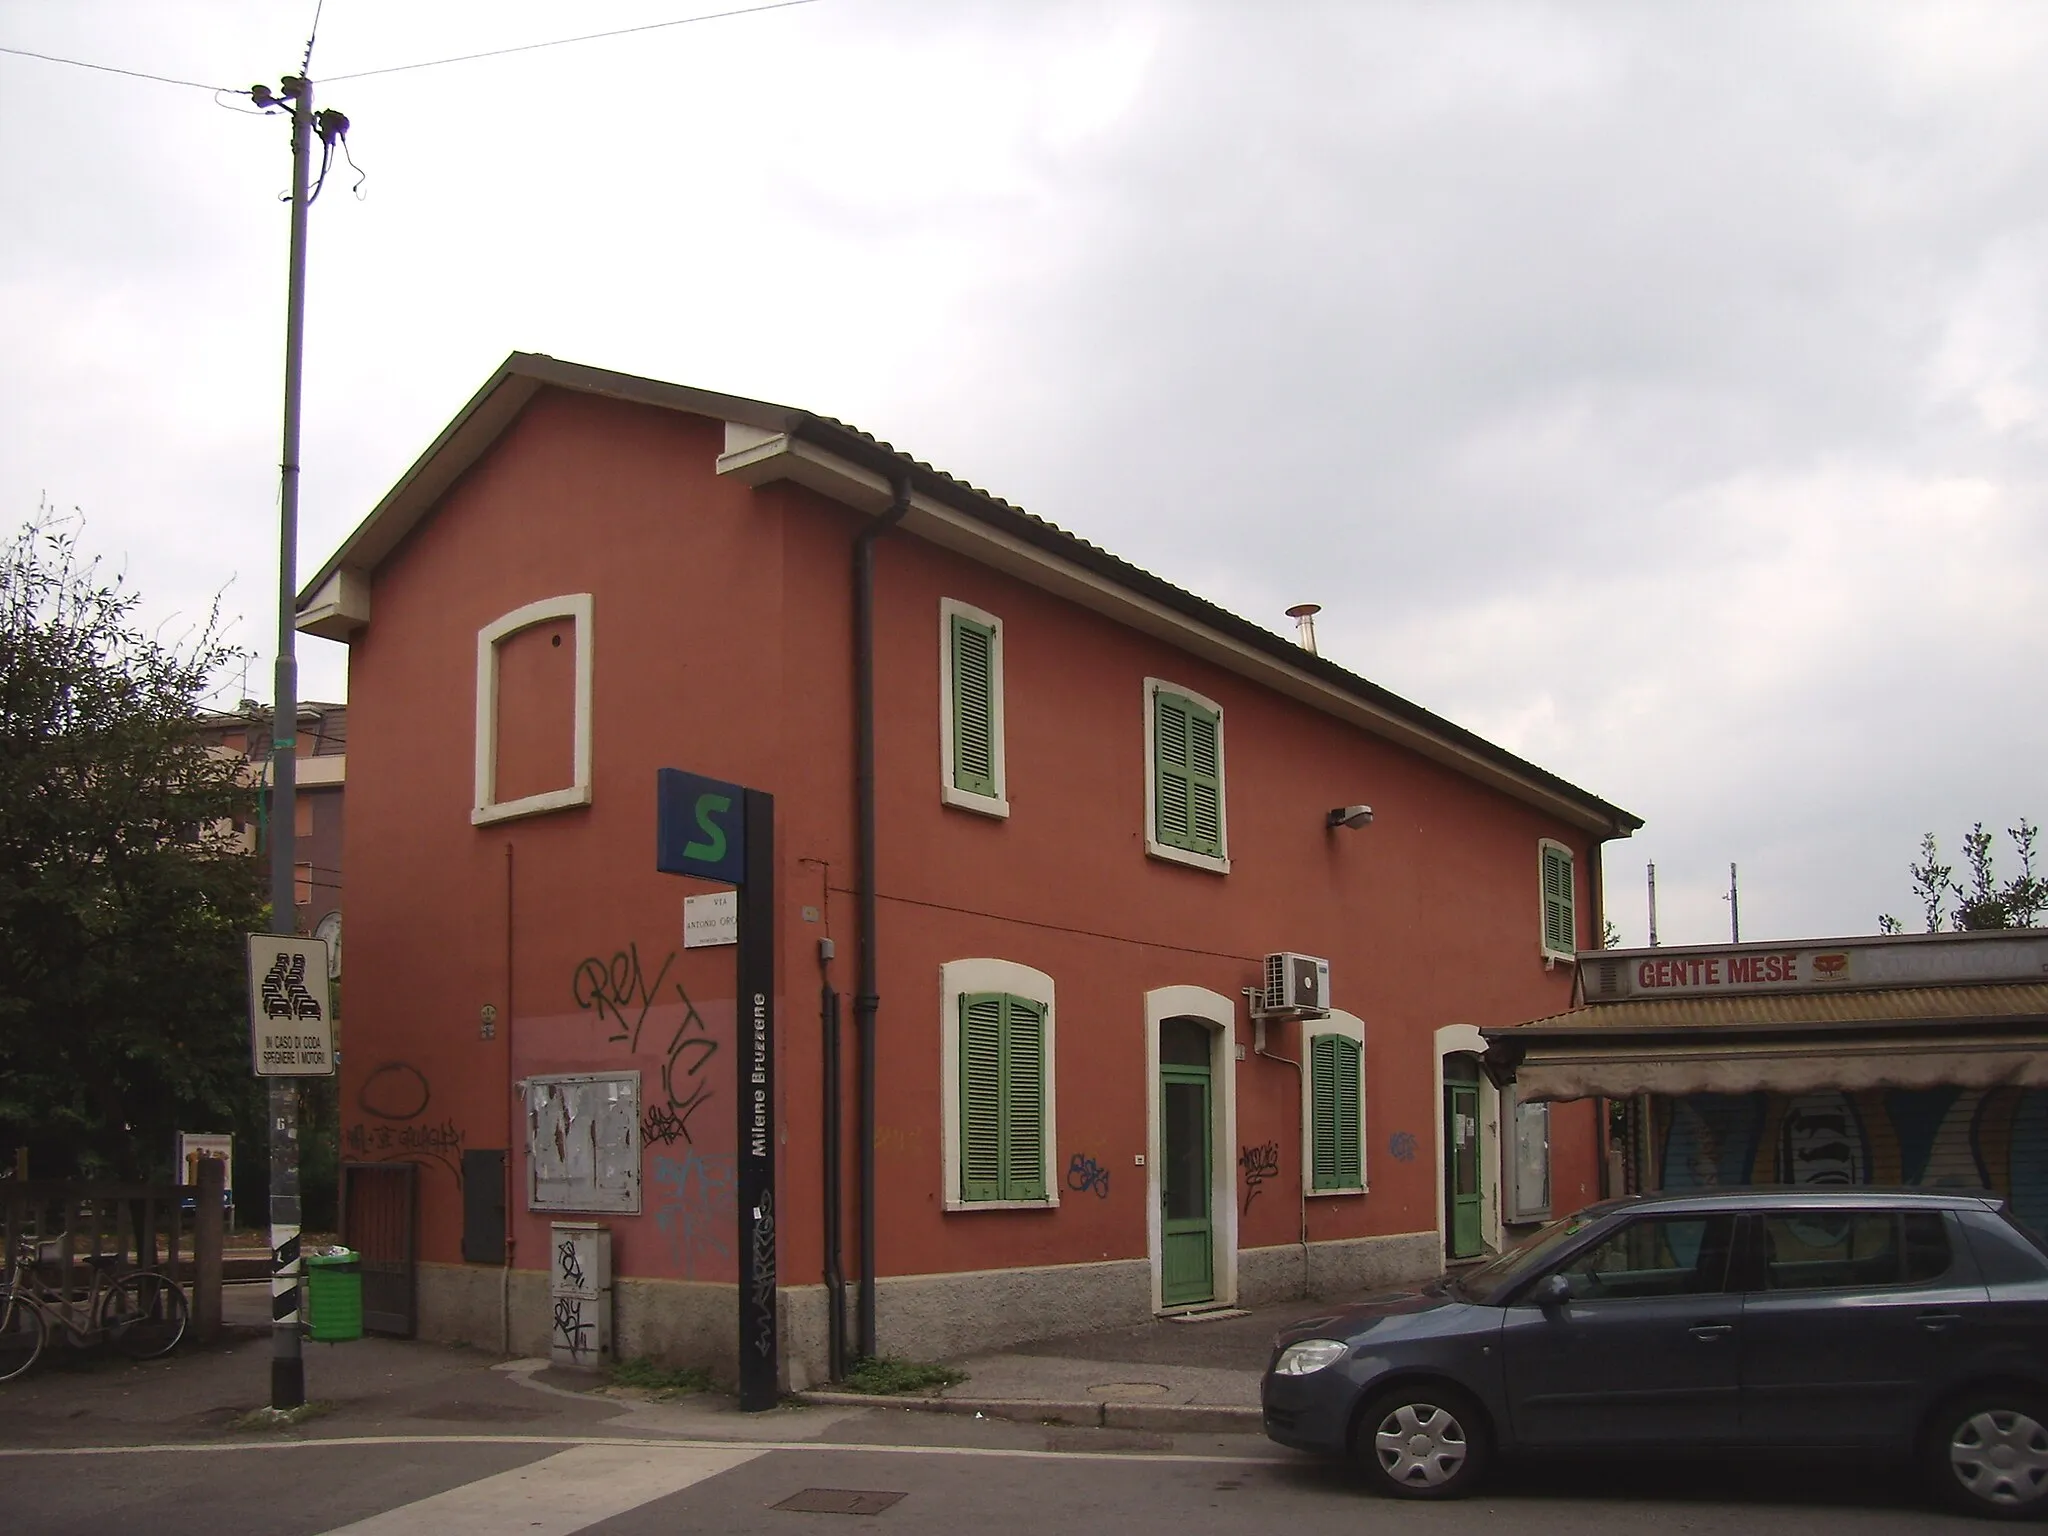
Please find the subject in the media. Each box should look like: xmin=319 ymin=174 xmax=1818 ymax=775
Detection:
xmin=682 ymin=793 xmax=731 ymax=863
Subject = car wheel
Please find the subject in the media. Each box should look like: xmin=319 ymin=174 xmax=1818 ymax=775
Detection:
xmin=1355 ymin=1383 xmax=1489 ymax=1500
xmin=1927 ymin=1390 xmax=2048 ymax=1519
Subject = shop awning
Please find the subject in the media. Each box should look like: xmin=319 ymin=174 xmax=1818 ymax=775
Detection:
xmin=1483 ymin=982 xmax=2048 ymax=1101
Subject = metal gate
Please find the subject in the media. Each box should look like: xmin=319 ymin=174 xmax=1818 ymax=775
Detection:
xmin=1653 ymin=1089 xmax=2048 ymax=1213
xmin=340 ymin=1162 xmax=416 ymax=1337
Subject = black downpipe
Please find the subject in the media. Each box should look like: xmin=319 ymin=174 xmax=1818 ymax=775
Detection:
xmin=855 ymin=478 xmax=911 ymax=1362
xmin=822 ymin=980 xmax=846 ymax=1381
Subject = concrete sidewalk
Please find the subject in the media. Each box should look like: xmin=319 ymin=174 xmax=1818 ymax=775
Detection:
xmin=798 ymin=1298 xmax=1337 ymax=1432
xmin=8 ymin=1281 xmax=1325 ymax=1444
xmin=230 ymin=1279 xmax=1328 ymax=1433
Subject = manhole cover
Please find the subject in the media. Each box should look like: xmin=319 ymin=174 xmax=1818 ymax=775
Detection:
xmin=1086 ymin=1381 xmax=1171 ymax=1401
xmin=772 ymin=1489 xmax=907 ymax=1516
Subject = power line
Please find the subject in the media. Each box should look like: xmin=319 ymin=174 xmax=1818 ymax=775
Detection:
xmin=322 ymin=0 xmax=822 ymax=83
xmin=0 ymin=43 xmax=232 ymax=92
xmin=0 ymin=0 xmax=820 ymax=99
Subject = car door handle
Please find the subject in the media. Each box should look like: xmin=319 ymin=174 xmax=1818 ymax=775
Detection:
xmin=1918 ymin=1312 xmax=1961 ymax=1333
xmin=1688 ymin=1324 xmax=1734 ymax=1340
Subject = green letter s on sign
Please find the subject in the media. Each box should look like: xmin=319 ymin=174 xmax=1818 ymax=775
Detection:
xmin=683 ymin=793 xmax=731 ymax=863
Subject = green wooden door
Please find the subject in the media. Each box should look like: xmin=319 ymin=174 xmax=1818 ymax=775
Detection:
xmin=1446 ymin=1081 xmax=1483 ymax=1259
xmin=1160 ymin=1064 xmax=1214 ymax=1306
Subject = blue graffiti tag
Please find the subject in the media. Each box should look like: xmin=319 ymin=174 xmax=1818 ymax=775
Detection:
xmin=1388 ymin=1131 xmax=1418 ymax=1163
xmin=650 ymin=1149 xmax=739 ymax=1277
xmin=1065 ymin=1152 xmax=1111 ymax=1199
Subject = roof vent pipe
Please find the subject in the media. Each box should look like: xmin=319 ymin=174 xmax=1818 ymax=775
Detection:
xmin=1286 ymin=603 xmax=1322 ymax=656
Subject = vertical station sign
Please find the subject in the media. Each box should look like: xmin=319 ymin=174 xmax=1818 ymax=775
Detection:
xmin=656 ymin=768 xmax=777 ymax=1412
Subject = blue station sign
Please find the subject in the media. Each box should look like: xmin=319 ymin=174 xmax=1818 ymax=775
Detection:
xmin=656 ymin=767 xmax=747 ymax=885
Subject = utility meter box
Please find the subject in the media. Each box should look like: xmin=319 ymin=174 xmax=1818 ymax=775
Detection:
xmin=548 ymin=1222 xmax=612 ymax=1369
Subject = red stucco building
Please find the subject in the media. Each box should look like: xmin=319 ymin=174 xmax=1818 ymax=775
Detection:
xmin=298 ymin=353 xmax=1640 ymax=1384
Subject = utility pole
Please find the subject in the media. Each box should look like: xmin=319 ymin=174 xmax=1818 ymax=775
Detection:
xmin=1728 ymin=862 xmax=1741 ymax=944
xmin=1646 ymin=862 xmax=1659 ymax=948
xmin=264 ymin=68 xmax=314 ymax=1413
xmin=247 ymin=60 xmax=350 ymax=1413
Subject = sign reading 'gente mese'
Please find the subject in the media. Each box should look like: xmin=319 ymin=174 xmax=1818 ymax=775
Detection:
xmin=1583 ymin=933 xmax=2048 ymax=1002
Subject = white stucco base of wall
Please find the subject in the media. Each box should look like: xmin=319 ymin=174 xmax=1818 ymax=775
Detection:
xmin=414 ymin=1262 xmax=745 ymax=1380
xmin=1237 ymin=1231 xmax=1440 ymax=1307
xmin=864 ymin=1257 xmax=1156 ymax=1363
xmin=412 ymin=1236 xmax=1438 ymax=1388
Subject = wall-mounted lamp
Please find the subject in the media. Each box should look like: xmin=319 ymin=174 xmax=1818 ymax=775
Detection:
xmin=1326 ymin=805 xmax=1374 ymax=830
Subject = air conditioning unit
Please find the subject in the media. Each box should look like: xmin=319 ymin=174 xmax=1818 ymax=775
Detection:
xmin=1255 ymin=952 xmax=1330 ymax=1018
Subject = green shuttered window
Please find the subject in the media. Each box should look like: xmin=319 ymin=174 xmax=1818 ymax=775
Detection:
xmin=958 ymin=992 xmax=1048 ymax=1202
xmin=1309 ymin=1034 xmax=1363 ymax=1191
xmin=949 ymin=613 xmax=998 ymax=798
xmin=1540 ymin=842 xmax=1576 ymax=958
xmin=1153 ymin=689 xmax=1223 ymax=858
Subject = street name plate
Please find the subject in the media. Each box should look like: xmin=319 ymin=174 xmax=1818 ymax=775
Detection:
xmin=683 ymin=889 xmax=739 ymax=948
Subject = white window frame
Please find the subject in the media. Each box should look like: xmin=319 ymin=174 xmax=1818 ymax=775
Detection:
xmin=1143 ymin=677 xmax=1230 ymax=875
xmin=938 ymin=597 xmax=1008 ymax=818
xmin=1538 ymin=837 xmax=1577 ymax=964
xmin=939 ymin=958 xmax=1058 ymax=1212
xmin=1302 ymin=1008 xmax=1368 ymax=1197
xmin=524 ymin=1069 xmax=642 ymax=1214
xmin=473 ymin=593 xmax=594 ymax=826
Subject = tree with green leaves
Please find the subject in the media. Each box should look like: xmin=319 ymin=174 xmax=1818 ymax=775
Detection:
xmin=0 ymin=511 xmax=266 ymax=1180
xmin=1878 ymin=820 xmax=2046 ymax=934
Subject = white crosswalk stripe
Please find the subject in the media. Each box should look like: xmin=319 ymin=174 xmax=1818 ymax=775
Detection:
xmin=313 ymin=1441 xmax=763 ymax=1535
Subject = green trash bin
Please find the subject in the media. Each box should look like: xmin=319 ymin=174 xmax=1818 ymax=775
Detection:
xmin=304 ymin=1249 xmax=363 ymax=1342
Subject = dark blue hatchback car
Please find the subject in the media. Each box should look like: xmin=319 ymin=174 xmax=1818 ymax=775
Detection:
xmin=1262 ymin=1187 xmax=2048 ymax=1518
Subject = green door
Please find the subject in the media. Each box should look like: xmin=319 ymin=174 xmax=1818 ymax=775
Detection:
xmin=1160 ymin=1062 xmax=1214 ymax=1307
xmin=1446 ymin=1078 xmax=1483 ymax=1259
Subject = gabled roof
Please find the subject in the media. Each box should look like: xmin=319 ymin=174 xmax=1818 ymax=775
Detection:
xmin=299 ymin=352 xmax=1641 ymax=838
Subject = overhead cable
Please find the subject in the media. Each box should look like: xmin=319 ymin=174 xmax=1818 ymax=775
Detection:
xmin=322 ymin=0 xmax=821 ymax=82
xmin=0 ymin=43 xmax=232 ymax=92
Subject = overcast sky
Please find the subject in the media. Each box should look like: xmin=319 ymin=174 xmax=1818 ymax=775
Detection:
xmin=4 ymin=1 xmax=2044 ymax=948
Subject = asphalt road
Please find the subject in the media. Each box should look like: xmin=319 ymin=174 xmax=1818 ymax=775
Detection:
xmin=0 ymin=1428 xmax=1989 ymax=1536
xmin=0 ymin=1324 xmax=1987 ymax=1534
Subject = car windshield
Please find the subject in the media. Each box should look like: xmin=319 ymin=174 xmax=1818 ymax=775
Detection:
xmin=1450 ymin=1204 xmax=1615 ymax=1300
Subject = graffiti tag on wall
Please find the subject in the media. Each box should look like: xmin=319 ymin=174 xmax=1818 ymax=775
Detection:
xmin=650 ymin=1150 xmax=738 ymax=1277
xmin=1239 ymin=1140 xmax=1280 ymax=1213
xmin=571 ymin=945 xmax=722 ymax=1150
xmin=1065 ymin=1152 xmax=1111 ymax=1199
xmin=349 ymin=1060 xmax=464 ymax=1186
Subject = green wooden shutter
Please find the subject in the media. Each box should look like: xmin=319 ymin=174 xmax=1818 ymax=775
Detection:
xmin=960 ymin=993 xmax=1005 ymax=1201
xmin=1310 ymin=1035 xmax=1340 ymax=1189
xmin=1541 ymin=844 xmax=1575 ymax=955
xmin=1332 ymin=1036 xmax=1362 ymax=1188
xmin=1186 ymin=708 xmax=1222 ymax=854
xmin=950 ymin=614 xmax=998 ymax=797
xmin=1154 ymin=690 xmax=1223 ymax=857
xmin=1310 ymin=1034 xmax=1363 ymax=1191
xmin=960 ymin=992 xmax=1049 ymax=1202
xmin=1000 ymin=997 xmax=1047 ymax=1201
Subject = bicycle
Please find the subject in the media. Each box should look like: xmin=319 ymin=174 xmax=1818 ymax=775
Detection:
xmin=0 ymin=1237 xmax=189 ymax=1382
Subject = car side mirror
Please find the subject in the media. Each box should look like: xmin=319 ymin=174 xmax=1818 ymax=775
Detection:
xmin=1534 ymin=1272 xmax=1571 ymax=1312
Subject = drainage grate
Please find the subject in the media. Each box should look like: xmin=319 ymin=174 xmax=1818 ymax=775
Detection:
xmin=772 ymin=1489 xmax=908 ymax=1516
